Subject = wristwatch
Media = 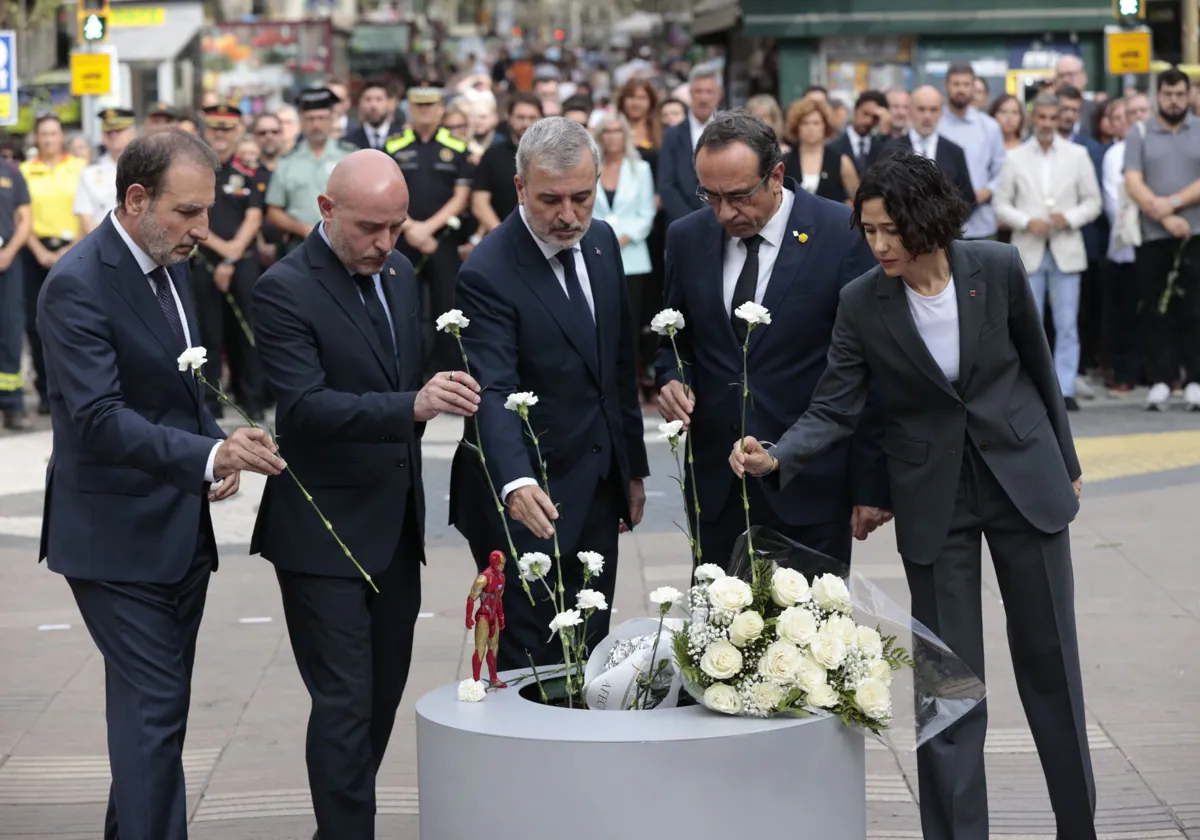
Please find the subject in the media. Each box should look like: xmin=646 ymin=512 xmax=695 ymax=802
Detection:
xmin=757 ymin=442 xmax=779 ymax=477
xmin=221 ymin=257 xmax=237 ymax=266
xmin=1170 ymin=194 xmax=1183 ymax=211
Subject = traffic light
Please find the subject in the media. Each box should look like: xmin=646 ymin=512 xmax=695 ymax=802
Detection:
xmin=77 ymin=0 xmax=111 ymax=43
xmin=1113 ymin=0 xmax=1146 ymax=19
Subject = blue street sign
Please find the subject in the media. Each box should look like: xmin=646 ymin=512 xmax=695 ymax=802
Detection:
xmin=0 ymin=31 xmax=16 ymax=127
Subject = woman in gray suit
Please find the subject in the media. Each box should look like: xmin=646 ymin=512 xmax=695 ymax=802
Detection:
xmin=730 ymin=150 xmax=1096 ymax=840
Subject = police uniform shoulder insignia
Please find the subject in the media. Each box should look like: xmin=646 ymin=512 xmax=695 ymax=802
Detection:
xmin=385 ymin=129 xmax=416 ymax=155
xmin=434 ymin=127 xmax=467 ymax=154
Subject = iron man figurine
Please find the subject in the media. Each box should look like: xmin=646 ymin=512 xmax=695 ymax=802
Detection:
xmin=466 ymin=550 xmax=507 ymax=687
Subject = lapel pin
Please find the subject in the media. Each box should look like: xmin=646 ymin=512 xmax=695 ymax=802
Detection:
xmin=794 ymin=231 xmax=808 ymax=243
xmin=388 ymin=267 xmax=395 ymax=275
xmin=595 ymin=246 xmax=601 ymax=255
xmin=969 ymin=290 xmax=976 ymax=297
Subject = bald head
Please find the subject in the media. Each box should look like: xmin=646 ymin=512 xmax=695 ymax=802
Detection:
xmin=1056 ymin=55 xmax=1086 ymax=89
xmin=318 ymin=150 xmax=410 ymax=276
xmin=910 ymin=86 xmax=944 ymax=137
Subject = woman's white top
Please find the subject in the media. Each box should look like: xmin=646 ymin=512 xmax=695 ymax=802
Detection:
xmin=904 ymin=275 xmax=960 ymax=382
xmin=800 ymin=172 xmax=820 ymax=195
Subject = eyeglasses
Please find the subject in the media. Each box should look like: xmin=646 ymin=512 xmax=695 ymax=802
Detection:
xmin=696 ymin=170 xmax=771 ymax=208
xmin=443 ymin=122 xmax=468 ymax=132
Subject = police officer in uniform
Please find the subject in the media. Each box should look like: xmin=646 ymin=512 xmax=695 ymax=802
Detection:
xmin=386 ymin=82 xmax=473 ymax=374
xmin=192 ymin=101 xmax=269 ymax=420
xmin=74 ymin=107 xmax=137 ymax=235
xmin=265 ymin=87 xmax=357 ymax=256
xmin=0 ymin=154 xmax=31 ymax=429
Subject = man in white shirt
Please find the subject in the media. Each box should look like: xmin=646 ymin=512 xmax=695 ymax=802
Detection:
xmin=994 ymin=92 xmax=1102 ymax=410
xmin=658 ymin=65 xmax=722 ymax=224
xmin=35 ymin=129 xmax=285 ymax=840
xmin=74 ymin=108 xmax=137 ymax=234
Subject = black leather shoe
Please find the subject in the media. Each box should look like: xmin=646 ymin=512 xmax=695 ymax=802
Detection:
xmin=1064 ymin=396 xmax=1080 ymax=412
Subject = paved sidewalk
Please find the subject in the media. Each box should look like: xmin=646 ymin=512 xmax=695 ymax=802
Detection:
xmin=1 ymin=407 xmax=1199 ymax=838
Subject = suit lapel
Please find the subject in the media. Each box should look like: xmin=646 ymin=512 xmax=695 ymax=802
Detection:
xmin=696 ymin=214 xmax=737 ymax=349
xmin=875 ymin=272 xmax=961 ymax=401
xmin=610 ymin=158 xmax=633 ymax=213
xmin=580 ymin=228 xmax=616 ymax=378
xmin=752 ymin=184 xmax=815 ymax=357
xmin=306 ymin=231 xmax=398 ymax=388
xmin=382 ymin=256 xmax=417 ymax=388
xmin=512 ymin=214 xmax=600 ymax=383
xmin=950 ymin=241 xmax=985 ymax=391
xmin=171 ymin=265 xmax=203 ymax=408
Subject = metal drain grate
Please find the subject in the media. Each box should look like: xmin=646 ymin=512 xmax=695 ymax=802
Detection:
xmin=192 ymin=787 xmax=418 ymax=822
xmin=0 ymin=748 xmax=222 ymax=804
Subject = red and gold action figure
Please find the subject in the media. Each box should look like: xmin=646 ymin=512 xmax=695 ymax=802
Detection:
xmin=466 ymin=550 xmax=507 ymax=688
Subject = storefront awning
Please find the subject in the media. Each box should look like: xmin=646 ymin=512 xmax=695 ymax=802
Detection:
xmin=107 ymin=2 xmax=204 ymax=63
xmin=692 ymin=0 xmax=740 ymax=38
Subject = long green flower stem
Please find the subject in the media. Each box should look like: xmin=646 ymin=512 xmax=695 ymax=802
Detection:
xmin=633 ymin=609 xmax=668 ymax=709
xmin=520 ymin=413 xmax=574 ymax=702
xmin=1159 ymin=236 xmax=1193 ymax=315
xmin=194 ymin=255 xmax=256 ymax=348
xmin=197 ymin=374 xmax=378 ymax=593
xmin=451 ymin=336 xmax=533 ymax=605
xmin=667 ymin=331 xmax=701 ymax=565
xmin=739 ymin=330 xmax=755 ymax=563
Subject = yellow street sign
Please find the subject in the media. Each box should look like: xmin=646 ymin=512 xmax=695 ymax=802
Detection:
xmin=1108 ymin=29 xmax=1152 ymax=74
xmin=70 ymin=52 xmax=112 ymax=96
xmin=110 ymin=6 xmax=165 ymax=27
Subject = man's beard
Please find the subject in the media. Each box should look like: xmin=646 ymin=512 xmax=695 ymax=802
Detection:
xmin=328 ymin=219 xmax=387 ymax=272
xmin=137 ymin=211 xmax=190 ymax=266
xmin=949 ymin=93 xmax=971 ymax=110
xmin=1161 ymin=107 xmax=1188 ymax=126
xmin=533 ymin=216 xmax=589 ymax=249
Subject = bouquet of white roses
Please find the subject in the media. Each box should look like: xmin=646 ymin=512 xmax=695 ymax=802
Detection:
xmin=672 ymin=557 xmax=912 ymax=730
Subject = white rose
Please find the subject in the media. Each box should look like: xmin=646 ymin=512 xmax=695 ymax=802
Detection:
xmin=649 ymin=586 xmax=682 ymax=608
xmin=699 ymin=640 xmax=744 ymax=680
xmin=749 ymin=680 xmax=785 ymax=712
xmin=650 ymin=308 xmax=686 ymax=335
xmin=810 ymin=629 xmax=848 ymax=669
xmin=728 ymin=610 xmax=764 ymax=648
xmin=456 ymin=679 xmax=487 ymax=702
xmin=867 ymin=658 xmax=894 ymax=686
xmin=811 ymin=574 xmax=853 ymax=614
xmin=434 ymin=309 xmax=470 ymax=333
xmin=777 ymin=606 xmax=819 ymax=646
xmin=770 ymin=567 xmax=811 ymax=607
xmin=693 ymin=563 xmax=726 ymax=583
xmin=517 ymin=552 xmax=551 ymax=581
xmin=795 ymin=654 xmax=827 ymax=693
xmin=703 ymin=682 xmax=743 ymax=715
xmin=806 ymin=682 xmax=839 ymax=708
xmin=575 ymin=589 xmax=608 ymax=612
xmin=733 ymin=301 xmax=772 ymax=326
xmin=503 ymin=391 xmax=539 ymax=412
xmin=177 ymin=346 xmax=208 ymax=373
xmin=657 ymin=420 xmax=685 ymax=442
xmin=548 ymin=609 xmax=582 ymax=634
xmin=855 ymin=626 xmax=884 ymax=659
xmin=707 ymin=576 xmax=754 ymax=612
xmin=822 ymin=614 xmax=858 ymax=647
xmin=757 ymin=640 xmax=804 ymax=683
xmin=577 ymin=551 xmax=605 ymax=576
xmin=854 ymin=677 xmax=892 ymax=720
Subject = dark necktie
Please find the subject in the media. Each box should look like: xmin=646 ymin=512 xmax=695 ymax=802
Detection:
xmin=353 ymin=273 xmax=397 ymax=379
xmin=857 ymin=135 xmax=871 ymax=170
xmin=556 ymin=249 xmax=598 ymax=363
xmin=150 ymin=266 xmax=187 ymax=351
xmin=730 ymin=234 xmax=763 ymax=344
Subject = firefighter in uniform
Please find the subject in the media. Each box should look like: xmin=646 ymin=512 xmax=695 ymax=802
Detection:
xmin=0 ymin=155 xmax=31 ymax=429
xmin=193 ymin=101 xmax=269 ymax=420
xmin=386 ymin=82 xmax=473 ymax=374
xmin=74 ymin=107 xmax=137 ymax=235
xmin=265 ymin=87 xmax=357 ymax=256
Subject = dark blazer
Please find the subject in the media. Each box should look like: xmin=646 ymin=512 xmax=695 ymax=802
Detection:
xmin=769 ymin=240 xmax=1081 ymax=563
xmin=655 ymin=180 xmax=890 ymax=527
xmin=891 ymin=133 xmax=977 ymax=216
xmin=782 ymin=145 xmax=849 ymax=204
xmin=449 ymin=211 xmax=650 ymax=550
xmin=36 ymin=216 xmax=224 ymax=583
xmin=657 ymin=121 xmax=703 ymax=225
xmin=1079 ymin=136 xmax=1110 ymax=262
xmin=830 ymin=129 xmax=885 ymax=175
xmin=250 ymin=229 xmax=426 ymax=577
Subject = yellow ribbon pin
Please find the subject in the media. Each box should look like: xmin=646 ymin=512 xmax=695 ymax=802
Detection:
xmin=793 ymin=230 xmax=809 ymax=244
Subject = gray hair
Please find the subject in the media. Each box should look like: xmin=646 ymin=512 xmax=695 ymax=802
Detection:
xmin=690 ymin=64 xmax=722 ymax=87
xmin=516 ymin=116 xmax=600 ymax=182
xmin=589 ymin=111 xmax=642 ymax=164
xmin=1032 ymin=92 xmax=1061 ymax=113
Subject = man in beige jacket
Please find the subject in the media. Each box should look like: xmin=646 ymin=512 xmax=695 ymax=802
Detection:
xmin=995 ymin=91 xmax=1101 ymax=410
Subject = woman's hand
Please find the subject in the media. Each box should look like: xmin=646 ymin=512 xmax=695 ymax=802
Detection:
xmin=729 ymin=436 xmax=776 ymax=478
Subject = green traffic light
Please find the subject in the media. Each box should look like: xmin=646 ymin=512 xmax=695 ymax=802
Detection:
xmin=82 ymin=12 xmax=107 ymax=41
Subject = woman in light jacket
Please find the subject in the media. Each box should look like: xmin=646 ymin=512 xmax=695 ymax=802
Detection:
xmin=590 ymin=111 xmax=657 ymax=355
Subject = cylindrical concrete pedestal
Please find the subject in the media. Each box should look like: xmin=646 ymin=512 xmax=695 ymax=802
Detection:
xmin=415 ymin=669 xmax=866 ymax=840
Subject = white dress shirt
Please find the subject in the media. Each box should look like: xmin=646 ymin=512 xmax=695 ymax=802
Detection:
xmin=847 ymin=130 xmax=872 ymax=161
xmin=1102 ymin=141 xmax=1135 ymax=264
xmin=110 ymin=211 xmax=222 ymax=483
xmin=909 ymin=129 xmax=939 ymax=161
xmin=688 ymin=112 xmax=713 ymax=150
xmin=365 ymin=120 xmax=392 ymax=150
xmin=721 ymin=186 xmax=796 ymax=314
xmin=1034 ymin=135 xmax=1063 ymax=202
xmin=501 ymin=207 xmax=598 ymax=501
xmin=905 ymin=275 xmax=960 ymax=382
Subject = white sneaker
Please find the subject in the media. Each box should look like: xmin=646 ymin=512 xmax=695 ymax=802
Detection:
xmin=1146 ymin=382 xmax=1171 ymax=411
xmin=1075 ymin=375 xmax=1096 ymax=399
xmin=1186 ymin=383 xmax=1200 ymax=412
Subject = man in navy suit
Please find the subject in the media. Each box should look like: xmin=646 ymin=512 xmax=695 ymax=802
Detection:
xmin=251 ymin=151 xmax=481 ymax=840
xmin=450 ymin=117 xmax=650 ymax=668
xmin=36 ymin=129 xmax=285 ymax=840
xmin=658 ymin=65 xmax=722 ymax=226
xmin=656 ymin=111 xmax=891 ymax=573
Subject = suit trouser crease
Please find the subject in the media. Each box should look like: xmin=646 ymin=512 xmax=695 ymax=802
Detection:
xmin=1027 ymin=250 xmax=1081 ymax=397
xmin=903 ymin=446 xmax=1095 ymax=840
xmin=276 ymin=523 xmax=422 ymax=839
xmin=67 ymin=540 xmax=213 ymax=840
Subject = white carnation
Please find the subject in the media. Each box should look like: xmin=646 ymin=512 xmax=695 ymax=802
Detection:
xmin=707 ymin=577 xmax=754 ymax=612
xmin=703 ymin=682 xmax=742 ymax=715
xmin=693 ymin=563 xmax=726 ymax=583
xmin=517 ymin=552 xmax=551 ymax=581
xmin=548 ymin=609 xmax=582 ymax=634
xmin=575 ymin=589 xmax=608 ymax=612
xmin=810 ymin=629 xmax=848 ymax=669
xmin=855 ymin=626 xmax=884 ymax=659
xmin=733 ymin=301 xmax=772 ymax=326
xmin=748 ymin=680 xmax=785 ymax=713
xmin=699 ymin=640 xmax=743 ymax=680
xmin=504 ymin=391 xmax=539 ymax=412
xmin=795 ymin=654 xmax=827 ymax=693
xmin=758 ymin=640 xmax=804 ymax=682
xmin=577 ymin=551 xmax=605 ymax=576
xmin=456 ymin=679 xmax=487 ymax=702
xmin=649 ymin=308 xmax=686 ymax=335
xmin=434 ymin=309 xmax=470 ymax=333
xmin=854 ymin=677 xmax=892 ymax=720
xmin=658 ymin=420 xmax=685 ymax=441
xmin=770 ymin=567 xmax=811 ymax=607
xmin=649 ymin=586 xmax=682 ymax=607
xmin=777 ymin=606 xmax=819 ymax=646
xmin=728 ymin=610 xmax=764 ymax=648
xmin=811 ymin=573 xmax=852 ymax=613
xmin=177 ymin=346 xmax=208 ymax=372
xmin=806 ymin=682 xmax=839 ymax=708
